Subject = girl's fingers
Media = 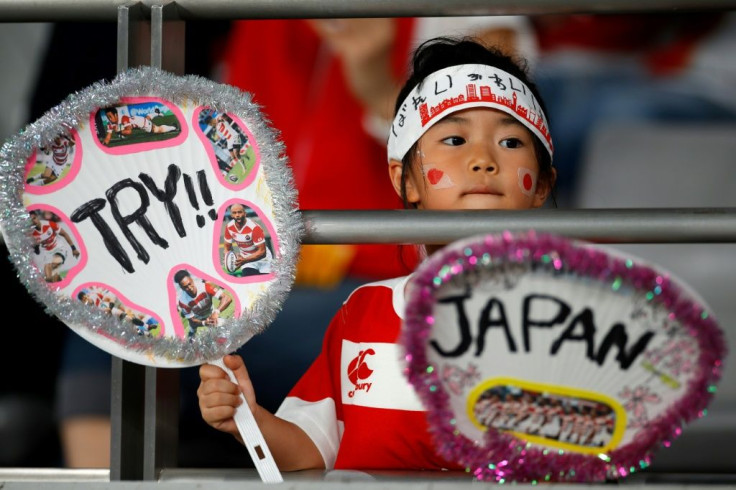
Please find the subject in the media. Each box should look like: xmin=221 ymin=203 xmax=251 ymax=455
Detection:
xmin=199 ymin=363 xmax=229 ymax=381
xmin=199 ymin=390 xmax=243 ymax=410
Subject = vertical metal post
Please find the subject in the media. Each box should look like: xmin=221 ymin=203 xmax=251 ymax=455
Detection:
xmin=110 ymin=3 xmax=183 ymax=481
xmin=116 ymin=6 xmax=129 ymax=72
xmin=143 ymin=366 xmax=180 ymax=480
xmin=153 ymin=3 xmax=185 ymax=74
xmin=110 ymin=357 xmax=146 ymax=480
xmin=141 ymin=3 xmax=185 ymax=481
xmin=110 ymin=7 xmax=145 ymax=481
xmin=150 ymin=4 xmax=163 ymax=69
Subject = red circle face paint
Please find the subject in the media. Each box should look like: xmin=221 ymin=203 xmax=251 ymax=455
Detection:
xmin=428 ymin=168 xmax=444 ymax=186
xmin=517 ymin=167 xmax=537 ymax=196
xmin=523 ymin=173 xmax=533 ymax=192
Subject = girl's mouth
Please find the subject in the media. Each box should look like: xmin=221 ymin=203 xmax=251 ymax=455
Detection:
xmin=463 ymin=185 xmax=503 ymax=196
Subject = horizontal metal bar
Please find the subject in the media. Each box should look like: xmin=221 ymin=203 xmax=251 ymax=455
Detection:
xmin=0 ymin=1 xmax=141 ymax=22
xmin=1 ymin=0 xmax=735 ymax=22
xmin=0 ymin=468 xmax=109 ymax=482
xmin=301 ymin=208 xmax=736 ymax=244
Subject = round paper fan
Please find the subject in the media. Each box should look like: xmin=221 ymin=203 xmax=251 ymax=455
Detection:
xmin=402 ymin=231 xmax=726 ymax=483
xmin=0 ymin=66 xmax=302 ymax=368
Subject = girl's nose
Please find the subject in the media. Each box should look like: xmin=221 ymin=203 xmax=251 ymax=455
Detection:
xmin=471 ymin=161 xmax=496 ymax=173
xmin=469 ymin=146 xmax=497 ymax=173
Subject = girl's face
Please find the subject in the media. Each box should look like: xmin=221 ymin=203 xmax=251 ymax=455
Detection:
xmin=391 ymin=107 xmax=552 ymax=211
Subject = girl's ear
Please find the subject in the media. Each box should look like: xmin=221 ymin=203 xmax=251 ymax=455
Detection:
xmin=532 ymin=166 xmax=557 ymax=208
xmin=388 ymin=158 xmax=421 ymax=205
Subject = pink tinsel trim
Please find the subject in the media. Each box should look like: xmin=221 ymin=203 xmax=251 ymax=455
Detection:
xmin=402 ymin=231 xmax=726 ymax=483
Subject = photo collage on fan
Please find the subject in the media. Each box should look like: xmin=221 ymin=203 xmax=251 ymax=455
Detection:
xmin=23 ymin=97 xmax=275 ymax=341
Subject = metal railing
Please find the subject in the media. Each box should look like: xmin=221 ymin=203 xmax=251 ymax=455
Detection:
xmin=3 ymin=0 xmax=736 ymax=21
xmin=302 ymin=209 xmax=736 ymax=244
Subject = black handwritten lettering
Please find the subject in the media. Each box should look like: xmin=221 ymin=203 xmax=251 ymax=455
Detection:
xmin=428 ymin=290 xmax=653 ymax=372
xmin=523 ymin=295 xmax=571 ymax=352
xmin=411 ymin=96 xmax=426 ymax=110
xmin=197 ymin=170 xmax=214 ymax=206
xmin=71 ymin=198 xmax=134 ymax=273
xmin=550 ymin=309 xmax=597 ymax=359
xmin=139 ymin=164 xmax=185 ymax=238
xmin=430 ymin=290 xmax=473 ymax=358
xmin=68 ymin=165 xmax=224 ymax=272
xmin=477 ymin=298 xmax=516 ymax=355
xmin=434 ymin=75 xmax=453 ymax=95
xmin=596 ymin=324 xmax=655 ymax=369
xmin=107 ymin=178 xmax=169 ymax=266
xmin=490 ymin=74 xmax=506 ymax=91
xmin=509 ymin=77 xmax=525 ymax=94
xmin=183 ymin=173 xmax=199 ymax=209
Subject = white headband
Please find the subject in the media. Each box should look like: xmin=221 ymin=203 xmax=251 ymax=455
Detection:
xmin=387 ymin=64 xmax=553 ymax=162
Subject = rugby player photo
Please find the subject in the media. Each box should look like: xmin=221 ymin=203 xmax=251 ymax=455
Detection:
xmin=30 ymin=210 xmax=80 ymax=283
xmin=220 ymin=203 xmax=273 ymax=277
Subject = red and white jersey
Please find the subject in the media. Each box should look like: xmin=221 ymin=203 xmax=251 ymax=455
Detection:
xmin=223 ymin=218 xmax=264 ymax=253
xmin=177 ymin=278 xmax=222 ymax=321
xmin=50 ymin=138 xmax=72 ymax=167
xmin=513 ymin=400 xmax=533 ymax=428
xmin=214 ymin=116 xmax=241 ymax=149
xmin=107 ymin=114 xmax=152 ymax=135
xmin=275 ymin=276 xmax=462 ymax=471
xmin=32 ymin=219 xmax=60 ymax=252
xmin=522 ymin=404 xmax=546 ymax=434
xmin=121 ymin=114 xmax=154 ymax=133
xmin=88 ymin=286 xmax=117 ymax=310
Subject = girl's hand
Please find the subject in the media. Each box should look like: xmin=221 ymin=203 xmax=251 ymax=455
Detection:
xmin=197 ymin=354 xmax=259 ymax=443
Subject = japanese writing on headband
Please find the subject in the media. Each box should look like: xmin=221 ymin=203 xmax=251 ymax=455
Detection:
xmin=387 ymin=64 xmax=554 ymax=163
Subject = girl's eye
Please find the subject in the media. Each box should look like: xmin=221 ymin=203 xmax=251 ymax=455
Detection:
xmin=441 ymin=136 xmax=466 ymax=146
xmin=500 ymin=138 xmax=523 ymax=149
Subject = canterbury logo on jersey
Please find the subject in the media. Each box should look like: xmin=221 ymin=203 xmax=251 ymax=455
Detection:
xmin=347 ymin=349 xmax=374 ymax=397
xmin=340 ymin=340 xmax=424 ymax=411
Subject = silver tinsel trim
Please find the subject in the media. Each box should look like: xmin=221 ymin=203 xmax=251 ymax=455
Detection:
xmin=0 ymin=66 xmax=303 ymax=367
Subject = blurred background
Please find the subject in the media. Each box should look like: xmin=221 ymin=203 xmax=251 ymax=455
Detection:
xmin=1 ymin=10 xmax=734 ymax=475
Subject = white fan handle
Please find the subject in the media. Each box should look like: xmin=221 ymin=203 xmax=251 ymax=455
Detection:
xmin=210 ymin=357 xmax=283 ymax=483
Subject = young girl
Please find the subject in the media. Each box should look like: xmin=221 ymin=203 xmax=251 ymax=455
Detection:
xmin=197 ymin=37 xmax=556 ymax=472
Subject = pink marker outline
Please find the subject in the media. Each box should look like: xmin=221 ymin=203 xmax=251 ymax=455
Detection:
xmin=192 ymin=106 xmax=261 ymax=191
xmin=24 ymin=129 xmax=83 ymax=195
xmin=90 ymin=97 xmax=188 ymax=155
xmin=71 ymin=281 xmax=166 ymax=337
xmin=27 ymin=203 xmax=88 ymax=289
xmin=167 ymin=263 xmax=242 ymax=339
xmin=212 ymin=198 xmax=279 ymax=284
